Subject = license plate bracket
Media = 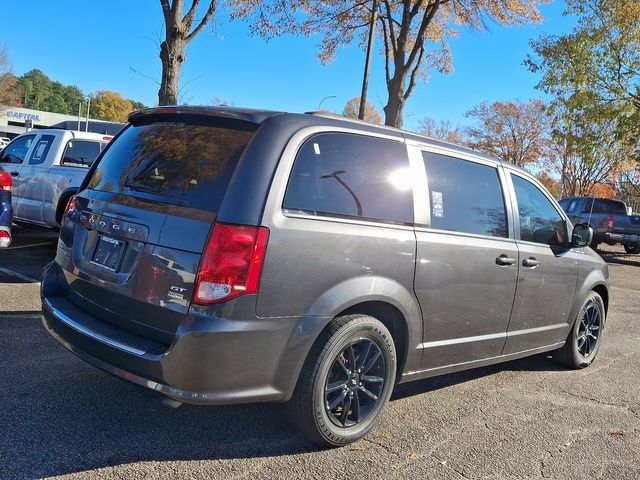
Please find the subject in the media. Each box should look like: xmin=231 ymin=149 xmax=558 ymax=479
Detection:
xmin=90 ymin=235 xmax=126 ymax=272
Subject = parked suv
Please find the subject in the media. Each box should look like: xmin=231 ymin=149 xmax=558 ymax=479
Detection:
xmin=0 ymin=129 xmax=112 ymax=229
xmin=42 ymin=107 xmax=609 ymax=447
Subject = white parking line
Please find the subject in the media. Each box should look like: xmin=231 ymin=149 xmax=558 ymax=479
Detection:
xmin=4 ymin=241 xmax=56 ymax=250
xmin=0 ymin=266 xmax=41 ymax=284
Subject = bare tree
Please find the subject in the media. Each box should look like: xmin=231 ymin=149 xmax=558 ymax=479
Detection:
xmin=158 ymin=0 xmax=218 ymax=105
xmin=417 ymin=116 xmax=463 ymax=143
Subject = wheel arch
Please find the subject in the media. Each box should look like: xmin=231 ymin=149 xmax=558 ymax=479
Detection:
xmin=591 ymin=283 xmax=609 ymax=316
xmin=277 ymin=276 xmax=423 ymax=400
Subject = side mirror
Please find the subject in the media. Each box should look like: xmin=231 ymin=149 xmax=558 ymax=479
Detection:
xmin=571 ymin=223 xmax=593 ymax=248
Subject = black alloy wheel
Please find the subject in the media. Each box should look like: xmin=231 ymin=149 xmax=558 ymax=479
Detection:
xmin=290 ymin=314 xmax=396 ymax=447
xmin=576 ymin=303 xmax=601 ymax=358
xmin=553 ymin=291 xmax=605 ymax=369
xmin=324 ymin=339 xmax=385 ymax=428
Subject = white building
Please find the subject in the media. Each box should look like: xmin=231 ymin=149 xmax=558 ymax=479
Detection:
xmin=0 ymin=106 xmax=123 ymax=138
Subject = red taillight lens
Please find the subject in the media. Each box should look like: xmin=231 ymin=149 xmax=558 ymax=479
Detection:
xmin=0 ymin=230 xmax=10 ymax=248
xmin=194 ymin=223 xmax=269 ymax=304
xmin=605 ymin=215 xmax=614 ymax=231
xmin=0 ymin=171 xmax=11 ymax=191
xmin=62 ymin=196 xmax=77 ymax=224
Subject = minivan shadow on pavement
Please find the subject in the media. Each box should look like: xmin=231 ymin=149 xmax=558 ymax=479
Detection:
xmin=1 ymin=314 xmax=569 ymax=480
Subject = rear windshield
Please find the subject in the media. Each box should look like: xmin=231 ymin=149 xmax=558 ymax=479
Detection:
xmin=62 ymin=140 xmax=105 ymax=168
xmin=88 ymin=115 xmax=257 ymax=212
xmin=585 ymin=198 xmax=627 ymax=215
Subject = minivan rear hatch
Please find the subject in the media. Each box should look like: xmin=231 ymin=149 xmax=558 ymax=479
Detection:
xmin=58 ymin=110 xmax=259 ymax=344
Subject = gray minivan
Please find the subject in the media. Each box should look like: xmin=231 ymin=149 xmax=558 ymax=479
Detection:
xmin=42 ymin=107 xmax=609 ymax=447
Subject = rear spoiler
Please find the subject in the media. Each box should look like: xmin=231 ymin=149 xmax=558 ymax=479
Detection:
xmin=128 ymin=106 xmax=281 ymax=125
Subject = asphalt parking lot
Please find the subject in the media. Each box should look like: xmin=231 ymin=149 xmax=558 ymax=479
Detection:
xmin=1 ymin=228 xmax=639 ymax=479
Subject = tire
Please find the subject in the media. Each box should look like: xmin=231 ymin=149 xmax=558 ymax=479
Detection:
xmin=589 ymin=237 xmax=599 ymax=251
xmin=289 ymin=314 xmax=397 ymax=447
xmin=624 ymin=244 xmax=640 ymax=254
xmin=553 ymin=291 xmax=605 ymax=369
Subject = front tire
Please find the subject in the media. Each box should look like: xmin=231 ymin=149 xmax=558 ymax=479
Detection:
xmin=289 ymin=314 xmax=396 ymax=447
xmin=553 ymin=291 xmax=605 ymax=369
xmin=624 ymin=244 xmax=640 ymax=254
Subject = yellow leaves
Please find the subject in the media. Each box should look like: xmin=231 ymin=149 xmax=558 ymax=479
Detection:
xmin=91 ymin=90 xmax=133 ymax=123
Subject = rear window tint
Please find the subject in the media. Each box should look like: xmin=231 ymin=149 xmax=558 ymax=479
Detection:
xmin=585 ymin=198 xmax=627 ymax=214
xmin=62 ymin=140 xmax=104 ymax=168
xmin=283 ymin=132 xmax=413 ymax=224
xmin=88 ymin=115 xmax=257 ymax=212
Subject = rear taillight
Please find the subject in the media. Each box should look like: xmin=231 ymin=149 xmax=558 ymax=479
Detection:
xmin=0 ymin=171 xmax=11 ymax=191
xmin=62 ymin=196 xmax=77 ymax=224
xmin=0 ymin=230 xmax=10 ymax=248
xmin=605 ymin=215 xmax=614 ymax=231
xmin=194 ymin=223 xmax=269 ymax=304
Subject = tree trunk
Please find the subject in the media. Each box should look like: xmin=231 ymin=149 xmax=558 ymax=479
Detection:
xmin=384 ymin=76 xmax=406 ymax=128
xmin=158 ymin=35 xmax=185 ymax=105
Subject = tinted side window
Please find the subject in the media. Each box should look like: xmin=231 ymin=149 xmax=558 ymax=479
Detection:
xmin=422 ymin=152 xmax=508 ymax=238
xmin=29 ymin=135 xmax=56 ymax=165
xmin=62 ymin=140 xmax=103 ymax=168
xmin=283 ymin=133 xmax=413 ymax=224
xmin=512 ymin=175 xmax=567 ymax=246
xmin=0 ymin=135 xmax=36 ymax=164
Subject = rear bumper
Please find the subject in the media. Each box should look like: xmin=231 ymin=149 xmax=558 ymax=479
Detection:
xmin=41 ymin=262 xmax=325 ymax=405
xmin=605 ymin=232 xmax=640 ymax=245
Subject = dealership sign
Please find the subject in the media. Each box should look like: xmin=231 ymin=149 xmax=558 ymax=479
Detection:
xmin=6 ymin=110 xmax=41 ymax=122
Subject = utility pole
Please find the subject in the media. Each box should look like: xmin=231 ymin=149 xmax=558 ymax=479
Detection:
xmin=77 ymin=102 xmax=82 ymax=131
xmin=85 ymin=96 xmax=91 ymax=132
xmin=358 ymin=0 xmax=378 ymax=121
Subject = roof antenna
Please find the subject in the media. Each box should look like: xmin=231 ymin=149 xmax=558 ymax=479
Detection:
xmin=587 ymin=189 xmax=596 ymax=227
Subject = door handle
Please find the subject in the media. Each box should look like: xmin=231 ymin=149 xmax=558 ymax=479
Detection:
xmin=496 ymin=254 xmax=516 ymax=266
xmin=522 ymin=257 xmax=539 ymax=268
xmin=10 ymin=171 xmax=19 ymax=177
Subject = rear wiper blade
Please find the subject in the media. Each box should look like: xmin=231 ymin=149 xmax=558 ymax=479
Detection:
xmin=124 ymin=182 xmax=189 ymax=205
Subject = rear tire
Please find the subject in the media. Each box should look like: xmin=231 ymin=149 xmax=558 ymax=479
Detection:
xmin=289 ymin=314 xmax=396 ymax=448
xmin=624 ymin=244 xmax=640 ymax=254
xmin=553 ymin=291 xmax=605 ymax=369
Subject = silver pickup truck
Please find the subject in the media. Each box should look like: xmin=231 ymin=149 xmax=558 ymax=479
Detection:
xmin=0 ymin=129 xmax=112 ymax=228
xmin=559 ymin=196 xmax=640 ymax=253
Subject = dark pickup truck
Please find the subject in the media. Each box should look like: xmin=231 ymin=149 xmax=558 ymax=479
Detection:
xmin=559 ymin=197 xmax=640 ymax=254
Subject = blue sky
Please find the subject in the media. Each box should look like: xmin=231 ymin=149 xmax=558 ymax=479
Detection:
xmin=4 ymin=1 xmax=572 ymax=131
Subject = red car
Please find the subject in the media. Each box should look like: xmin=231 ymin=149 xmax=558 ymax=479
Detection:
xmin=0 ymin=167 xmax=12 ymax=247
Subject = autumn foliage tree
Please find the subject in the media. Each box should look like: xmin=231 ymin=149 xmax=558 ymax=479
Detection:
xmin=343 ymin=96 xmax=382 ymax=124
xmin=91 ymin=90 xmax=134 ymax=123
xmin=527 ymin=0 xmax=640 ymax=196
xmin=158 ymin=0 xmax=218 ymax=105
xmin=464 ymin=99 xmax=550 ymax=167
xmin=236 ymin=0 xmax=549 ymax=128
xmin=0 ymin=46 xmax=21 ymax=107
